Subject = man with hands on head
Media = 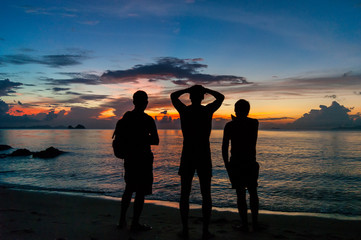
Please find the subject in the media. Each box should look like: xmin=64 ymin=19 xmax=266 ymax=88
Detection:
xmin=171 ymin=85 xmax=224 ymax=239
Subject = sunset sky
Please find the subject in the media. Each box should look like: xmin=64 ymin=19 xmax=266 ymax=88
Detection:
xmin=1 ymin=0 xmax=361 ymax=129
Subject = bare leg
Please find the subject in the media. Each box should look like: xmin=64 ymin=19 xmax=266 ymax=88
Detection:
xmin=119 ymin=187 xmax=133 ymax=227
xmin=199 ymin=175 xmax=212 ymax=238
xmin=132 ymin=192 xmax=145 ymax=226
xmin=236 ymin=188 xmax=248 ymax=228
xmin=180 ymin=175 xmax=193 ymax=238
xmin=248 ymin=186 xmax=259 ymax=229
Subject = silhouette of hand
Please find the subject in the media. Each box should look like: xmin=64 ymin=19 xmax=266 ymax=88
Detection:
xmin=189 ymin=85 xmax=205 ymax=95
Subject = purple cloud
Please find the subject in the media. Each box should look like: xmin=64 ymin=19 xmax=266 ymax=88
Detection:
xmin=101 ymin=57 xmax=249 ymax=86
xmin=291 ymin=101 xmax=353 ymax=129
xmin=1 ymin=51 xmax=89 ymax=68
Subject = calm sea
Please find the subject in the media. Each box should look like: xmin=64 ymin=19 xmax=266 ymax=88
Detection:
xmin=0 ymin=129 xmax=360 ymax=218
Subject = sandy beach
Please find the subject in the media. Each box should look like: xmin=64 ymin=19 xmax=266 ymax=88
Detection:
xmin=0 ymin=187 xmax=360 ymax=240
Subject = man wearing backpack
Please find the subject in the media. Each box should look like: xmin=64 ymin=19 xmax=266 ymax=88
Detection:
xmin=113 ymin=90 xmax=159 ymax=231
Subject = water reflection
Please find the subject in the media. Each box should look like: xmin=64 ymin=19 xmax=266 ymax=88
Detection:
xmin=0 ymin=129 xmax=360 ymax=216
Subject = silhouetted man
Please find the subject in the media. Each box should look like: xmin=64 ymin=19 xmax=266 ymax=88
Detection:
xmin=115 ymin=90 xmax=159 ymax=231
xmin=171 ymin=85 xmax=224 ymax=239
xmin=222 ymin=99 xmax=259 ymax=232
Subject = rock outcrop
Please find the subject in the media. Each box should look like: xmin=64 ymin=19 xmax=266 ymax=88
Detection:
xmin=2 ymin=146 xmax=65 ymax=158
xmin=32 ymin=147 xmax=65 ymax=158
xmin=0 ymin=145 xmax=12 ymax=151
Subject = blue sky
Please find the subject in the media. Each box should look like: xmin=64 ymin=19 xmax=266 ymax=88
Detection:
xmin=1 ymin=0 xmax=361 ymax=128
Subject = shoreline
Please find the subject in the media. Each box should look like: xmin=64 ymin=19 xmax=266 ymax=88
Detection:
xmin=1 ymin=187 xmax=360 ymax=240
xmin=3 ymin=185 xmax=361 ymax=221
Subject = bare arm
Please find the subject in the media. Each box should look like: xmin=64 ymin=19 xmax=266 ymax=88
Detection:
xmin=205 ymin=87 xmax=225 ymax=112
xmin=222 ymin=124 xmax=230 ymax=167
xmin=253 ymin=120 xmax=259 ymax=146
xmin=149 ymin=118 xmax=159 ymax=145
xmin=170 ymin=87 xmax=191 ymax=112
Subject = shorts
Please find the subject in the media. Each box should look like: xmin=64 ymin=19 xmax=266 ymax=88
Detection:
xmin=124 ymin=153 xmax=153 ymax=195
xmin=178 ymin=157 xmax=212 ymax=179
xmin=178 ymin=165 xmax=212 ymax=180
xmin=227 ymin=160 xmax=259 ymax=189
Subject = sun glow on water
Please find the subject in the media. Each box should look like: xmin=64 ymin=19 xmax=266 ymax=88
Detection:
xmin=0 ymin=129 xmax=360 ymax=216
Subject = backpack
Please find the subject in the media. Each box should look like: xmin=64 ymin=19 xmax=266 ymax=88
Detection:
xmin=112 ymin=118 xmax=126 ymax=159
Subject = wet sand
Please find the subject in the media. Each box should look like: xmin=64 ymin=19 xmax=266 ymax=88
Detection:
xmin=0 ymin=187 xmax=360 ymax=240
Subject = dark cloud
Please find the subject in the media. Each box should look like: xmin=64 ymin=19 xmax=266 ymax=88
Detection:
xmin=1 ymin=52 xmax=89 ymax=68
xmin=40 ymin=57 xmax=247 ymax=87
xmin=59 ymin=94 xmax=110 ymax=104
xmin=148 ymin=95 xmax=173 ymax=109
xmin=26 ymin=110 xmax=66 ymax=122
xmin=291 ymin=101 xmax=353 ymax=129
xmin=259 ymin=117 xmax=294 ymax=121
xmin=65 ymin=91 xmax=82 ymax=95
xmin=100 ymin=97 xmax=134 ymax=117
xmin=325 ymin=95 xmax=337 ymax=99
xmin=0 ymin=38 xmax=4 ymax=41
xmin=101 ymin=95 xmax=174 ymax=117
xmin=101 ymin=57 xmax=249 ymax=86
xmin=160 ymin=110 xmax=167 ymax=114
xmin=0 ymin=100 xmax=40 ymax=127
xmin=42 ymin=54 xmax=87 ymax=67
xmin=342 ymin=71 xmax=353 ymax=77
xmin=155 ymin=115 xmax=181 ymax=129
xmin=52 ymin=87 xmax=71 ymax=92
xmin=171 ymin=80 xmax=189 ymax=85
xmin=44 ymin=72 xmax=100 ymax=85
xmin=79 ymin=94 xmax=109 ymax=101
xmin=0 ymin=99 xmax=117 ymax=129
xmin=43 ymin=110 xmax=65 ymax=121
xmin=0 ymin=99 xmax=9 ymax=115
xmin=44 ymin=106 xmax=122 ymax=128
xmin=0 ymin=79 xmax=23 ymax=96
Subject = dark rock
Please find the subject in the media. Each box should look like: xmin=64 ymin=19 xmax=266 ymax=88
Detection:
xmin=0 ymin=145 xmax=12 ymax=151
xmin=10 ymin=149 xmax=32 ymax=157
xmin=75 ymin=124 xmax=86 ymax=129
xmin=68 ymin=125 xmax=74 ymax=129
xmin=32 ymin=147 xmax=65 ymax=158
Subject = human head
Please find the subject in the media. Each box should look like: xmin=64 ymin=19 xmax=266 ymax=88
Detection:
xmin=133 ymin=90 xmax=148 ymax=111
xmin=189 ymin=85 xmax=205 ymax=105
xmin=235 ymin=99 xmax=250 ymax=118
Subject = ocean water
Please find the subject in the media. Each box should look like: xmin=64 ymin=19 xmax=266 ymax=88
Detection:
xmin=0 ymin=129 xmax=360 ymax=218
